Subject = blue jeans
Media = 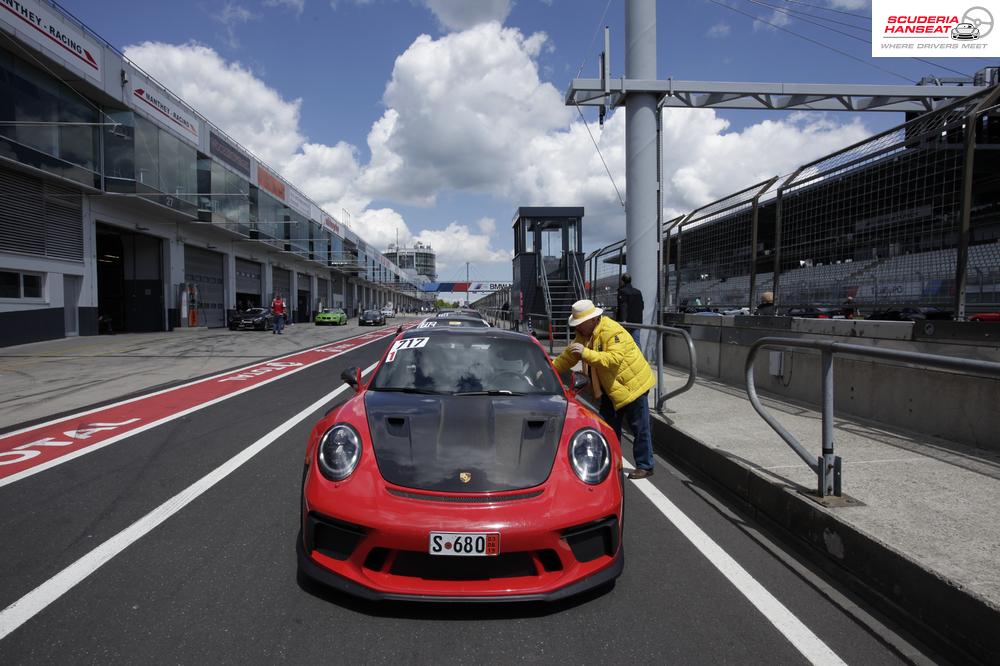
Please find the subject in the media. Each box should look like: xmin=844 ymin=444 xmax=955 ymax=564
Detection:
xmin=629 ymin=328 xmax=640 ymax=345
xmin=600 ymin=392 xmax=654 ymax=471
xmin=273 ymin=314 xmax=285 ymax=334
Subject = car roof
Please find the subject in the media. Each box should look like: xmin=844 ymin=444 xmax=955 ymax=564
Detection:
xmin=401 ymin=327 xmax=531 ymax=341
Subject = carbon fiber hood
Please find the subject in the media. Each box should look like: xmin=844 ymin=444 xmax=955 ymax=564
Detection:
xmin=364 ymin=391 xmax=567 ymax=492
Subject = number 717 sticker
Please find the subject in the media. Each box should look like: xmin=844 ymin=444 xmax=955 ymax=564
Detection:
xmin=385 ymin=336 xmax=429 ymax=362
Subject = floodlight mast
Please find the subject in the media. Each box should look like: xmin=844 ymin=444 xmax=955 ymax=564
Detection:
xmin=568 ymin=0 xmax=996 ymax=321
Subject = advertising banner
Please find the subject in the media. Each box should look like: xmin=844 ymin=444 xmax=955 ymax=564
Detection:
xmin=209 ymin=131 xmax=251 ymax=176
xmin=130 ymin=70 xmax=200 ymax=143
xmin=285 ymin=185 xmax=312 ymax=218
xmin=0 ymin=0 xmax=102 ymax=83
xmin=872 ymin=0 xmax=999 ymax=57
xmin=322 ymin=213 xmax=341 ymax=236
xmin=257 ymin=164 xmax=286 ymax=201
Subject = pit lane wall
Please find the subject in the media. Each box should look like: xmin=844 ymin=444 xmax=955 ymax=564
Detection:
xmin=659 ymin=314 xmax=1000 ymax=452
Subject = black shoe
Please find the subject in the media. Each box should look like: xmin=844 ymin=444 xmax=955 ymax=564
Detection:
xmin=627 ymin=468 xmax=653 ymax=480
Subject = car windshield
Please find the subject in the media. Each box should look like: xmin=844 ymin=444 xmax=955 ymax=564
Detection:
xmin=370 ymin=334 xmax=563 ymax=395
xmin=363 ymin=310 xmax=379 ymax=317
xmin=242 ymin=308 xmax=266 ymax=315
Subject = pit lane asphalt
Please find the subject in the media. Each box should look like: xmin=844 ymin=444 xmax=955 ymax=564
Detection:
xmin=0 ymin=336 xmax=935 ymax=664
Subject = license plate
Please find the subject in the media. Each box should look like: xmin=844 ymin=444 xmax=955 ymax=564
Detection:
xmin=428 ymin=532 xmax=500 ymax=557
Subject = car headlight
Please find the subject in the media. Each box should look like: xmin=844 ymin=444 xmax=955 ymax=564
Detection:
xmin=568 ymin=428 xmax=610 ymax=485
xmin=317 ymin=424 xmax=362 ymax=481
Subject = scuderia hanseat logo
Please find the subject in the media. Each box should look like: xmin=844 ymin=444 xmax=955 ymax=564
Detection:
xmin=873 ymin=1 xmax=998 ymax=57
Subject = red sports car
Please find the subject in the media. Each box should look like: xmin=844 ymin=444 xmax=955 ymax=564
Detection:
xmin=298 ymin=327 xmax=625 ymax=601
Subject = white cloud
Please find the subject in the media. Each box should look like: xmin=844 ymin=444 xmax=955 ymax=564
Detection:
xmin=125 ymin=42 xmax=304 ymax=168
xmin=265 ymin=0 xmax=306 ymax=14
xmin=125 ymin=21 xmax=872 ymax=281
xmin=706 ymin=23 xmax=731 ymax=38
xmin=424 ymin=0 xmax=512 ymax=31
xmin=754 ymin=8 xmax=792 ymax=32
xmin=827 ymin=0 xmax=869 ymax=9
xmin=359 ymin=23 xmax=570 ymax=205
xmin=214 ymin=2 xmax=256 ymax=49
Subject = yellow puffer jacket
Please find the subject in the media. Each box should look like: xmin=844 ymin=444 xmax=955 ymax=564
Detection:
xmin=552 ymin=316 xmax=655 ymax=410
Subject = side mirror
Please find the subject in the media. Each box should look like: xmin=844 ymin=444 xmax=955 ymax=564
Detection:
xmin=572 ymin=371 xmax=589 ymax=392
xmin=396 ymin=326 xmax=403 ymax=334
xmin=341 ymin=367 xmax=360 ymax=391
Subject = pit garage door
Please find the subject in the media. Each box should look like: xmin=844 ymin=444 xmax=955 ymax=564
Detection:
xmin=235 ymin=258 xmax=262 ymax=310
xmin=317 ymin=277 xmax=329 ymax=309
xmin=184 ymin=246 xmax=225 ymax=328
xmin=272 ymin=267 xmax=291 ymax=305
xmin=297 ymin=272 xmax=312 ymax=323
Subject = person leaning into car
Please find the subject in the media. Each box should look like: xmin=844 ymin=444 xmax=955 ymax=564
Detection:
xmin=552 ymin=299 xmax=657 ymax=479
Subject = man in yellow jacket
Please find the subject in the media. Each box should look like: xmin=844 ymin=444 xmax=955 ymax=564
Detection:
xmin=552 ymin=299 xmax=656 ymax=479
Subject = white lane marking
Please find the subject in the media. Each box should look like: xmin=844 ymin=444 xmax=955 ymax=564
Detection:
xmin=0 ymin=361 xmax=379 ymax=641
xmin=623 ymin=462 xmax=846 ymax=666
xmin=0 ymin=332 xmax=394 ymax=489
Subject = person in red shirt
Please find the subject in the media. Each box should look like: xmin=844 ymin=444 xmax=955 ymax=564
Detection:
xmin=271 ymin=293 xmax=286 ymax=334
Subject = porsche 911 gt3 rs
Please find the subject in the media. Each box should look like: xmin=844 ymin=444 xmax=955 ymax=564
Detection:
xmin=298 ymin=327 xmax=624 ymax=601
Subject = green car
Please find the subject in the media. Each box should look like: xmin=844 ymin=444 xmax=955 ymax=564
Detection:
xmin=314 ymin=308 xmax=348 ymax=326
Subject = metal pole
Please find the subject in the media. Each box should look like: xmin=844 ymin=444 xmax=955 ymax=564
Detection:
xmin=773 ymin=190 xmax=783 ymax=311
xmin=656 ymin=330 xmax=663 ymax=407
xmin=820 ymin=349 xmax=836 ymax=497
xmin=954 ymin=109 xmax=978 ymax=321
xmin=674 ymin=225 xmax=683 ymax=310
xmin=625 ymin=0 xmax=657 ymax=352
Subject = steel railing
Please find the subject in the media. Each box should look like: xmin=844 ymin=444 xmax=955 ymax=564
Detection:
xmin=619 ymin=323 xmax=698 ymax=413
xmin=746 ymin=337 xmax=1000 ymax=497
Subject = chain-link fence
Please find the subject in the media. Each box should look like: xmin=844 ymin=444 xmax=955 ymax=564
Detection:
xmin=588 ymin=85 xmax=1000 ymax=320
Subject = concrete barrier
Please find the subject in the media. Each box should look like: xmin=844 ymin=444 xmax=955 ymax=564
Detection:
xmin=660 ymin=317 xmax=1000 ymax=451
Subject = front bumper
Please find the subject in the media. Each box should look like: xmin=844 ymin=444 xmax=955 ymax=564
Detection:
xmin=299 ymin=465 xmax=624 ymax=601
xmin=298 ymin=536 xmax=623 ymax=602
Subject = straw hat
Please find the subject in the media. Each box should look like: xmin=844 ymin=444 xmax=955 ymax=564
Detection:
xmin=567 ymin=299 xmax=603 ymax=327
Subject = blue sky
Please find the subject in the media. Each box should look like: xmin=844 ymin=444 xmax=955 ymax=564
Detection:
xmin=56 ymin=0 xmax=994 ymax=284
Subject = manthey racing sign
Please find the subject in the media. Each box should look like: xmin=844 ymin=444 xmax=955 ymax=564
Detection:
xmin=872 ymin=1 xmax=999 ymax=57
xmin=0 ymin=0 xmax=103 ymax=83
xmin=129 ymin=69 xmax=201 ymax=144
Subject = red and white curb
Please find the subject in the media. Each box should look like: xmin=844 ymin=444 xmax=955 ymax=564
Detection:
xmin=0 ymin=324 xmax=414 ymax=487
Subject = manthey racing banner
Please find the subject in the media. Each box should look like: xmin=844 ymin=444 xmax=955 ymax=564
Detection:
xmin=872 ymin=0 xmax=999 ymax=57
xmin=129 ymin=69 xmax=201 ymax=144
xmin=0 ymin=0 xmax=102 ymax=83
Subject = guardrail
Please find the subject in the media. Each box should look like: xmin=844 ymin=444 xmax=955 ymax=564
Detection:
xmin=745 ymin=337 xmax=1000 ymax=497
xmin=621 ymin=323 xmax=698 ymax=413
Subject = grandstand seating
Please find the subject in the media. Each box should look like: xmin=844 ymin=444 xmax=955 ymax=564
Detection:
xmin=666 ymin=242 xmax=1000 ymax=309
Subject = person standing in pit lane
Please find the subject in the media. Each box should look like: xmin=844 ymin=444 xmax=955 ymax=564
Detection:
xmin=271 ymin=293 xmax=286 ymax=334
xmin=616 ymin=273 xmax=644 ymax=345
xmin=551 ymin=299 xmax=657 ymax=479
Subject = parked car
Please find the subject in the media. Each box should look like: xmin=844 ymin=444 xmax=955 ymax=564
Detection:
xmin=359 ymin=309 xmax=386 ymax=326
xmin=381 ymin=307 xmax=395 ymax=319
xmin=298 ymin=327 xmax=624 ymax=601
xmin=228 ymin=307 xmax=274 ymax=331
xmin=419 ymin=314 xmax=490 ymax=328
xmin=969 ymin=312 xmax=1000 ymax=323
xmin=315 ymin=308 xmax=348 ymax=326
xmin=867 ymin=307 xmax=953 ymax=322
xmin=785 ymin=306 xmax=845 ymax=319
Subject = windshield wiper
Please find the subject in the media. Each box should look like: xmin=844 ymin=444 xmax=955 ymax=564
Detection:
xmin=452 ymin=390 xmax=528 ymax=396
xmin=370 ymin=387 xmax=447 ymax=395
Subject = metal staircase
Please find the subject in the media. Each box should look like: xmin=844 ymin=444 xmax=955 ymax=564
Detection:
xmin=547 ymin=277 xmax=576 ymax=340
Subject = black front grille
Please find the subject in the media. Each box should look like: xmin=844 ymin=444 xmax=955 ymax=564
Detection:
xmin=563 ymin=516 xmax=619 ymax=563
xmin=306 ymin=513 xmax=366 ymax=561
xmin=389 ymin=552 xmax=537 ymax=580
xmin=385 ymin=488 xmax=544 ymax=503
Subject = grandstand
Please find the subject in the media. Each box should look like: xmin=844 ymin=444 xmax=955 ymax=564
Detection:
xmin=588 ymin=85 xmax=1000 ymax=318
